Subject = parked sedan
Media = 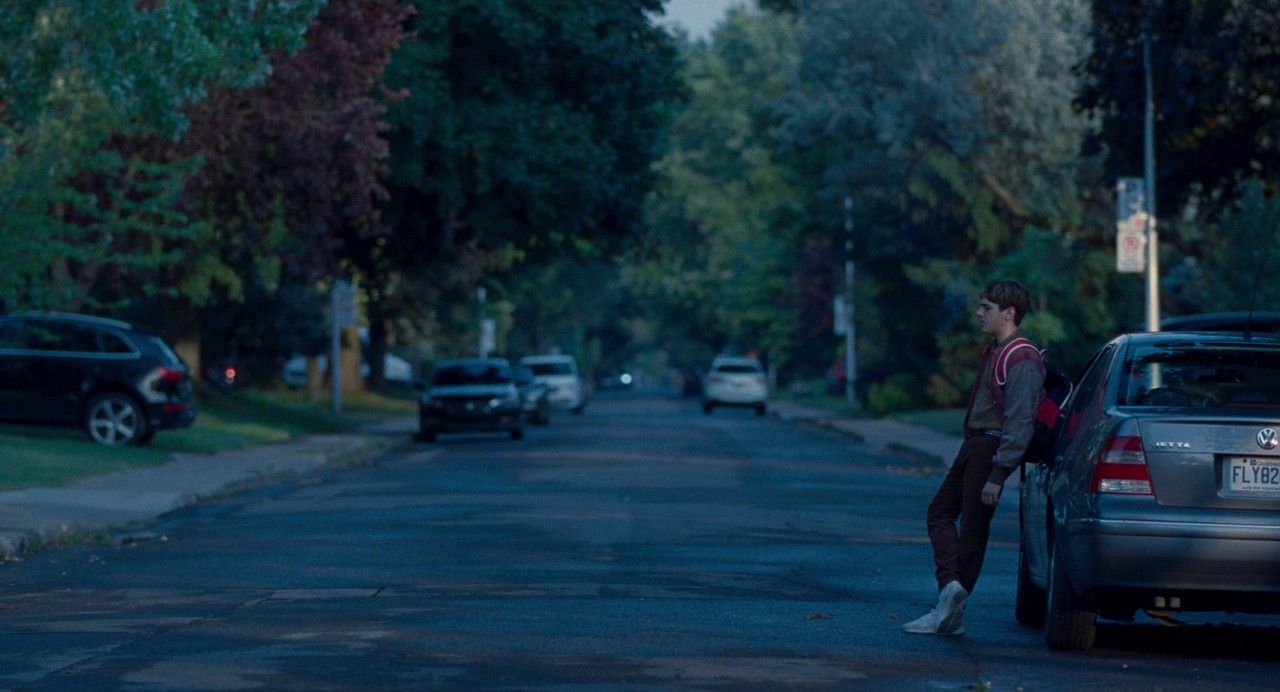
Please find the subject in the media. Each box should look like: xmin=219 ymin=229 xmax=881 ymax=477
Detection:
xmin=1019 ymin=330 xmax=1280 ymax=650
xmin=0 ymin=311 xmax=196 ymax=446
xmin=514 ymin=365 xmax=551 ymax=425
xmin=520 ymin=355 xmax=587 ymax=414
xmin=417 ymin=358 xmax=522 ymax=442
xmin=702 ymin=356 xmax=767 ymax=415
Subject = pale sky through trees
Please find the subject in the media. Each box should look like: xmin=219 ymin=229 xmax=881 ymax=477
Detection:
xmin=661 ymin=0 xmax=746 ymax=39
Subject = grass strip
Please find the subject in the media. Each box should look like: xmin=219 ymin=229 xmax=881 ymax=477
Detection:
xmin=0 ymin=388 xmax=416 ymax=490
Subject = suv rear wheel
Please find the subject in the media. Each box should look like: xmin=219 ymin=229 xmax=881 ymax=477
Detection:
xmin=85 ymin=393 xmax=148 ymax=446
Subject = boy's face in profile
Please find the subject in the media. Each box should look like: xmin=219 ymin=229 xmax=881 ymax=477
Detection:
xmin=976 ymin=297 xmax=1014 ymax=336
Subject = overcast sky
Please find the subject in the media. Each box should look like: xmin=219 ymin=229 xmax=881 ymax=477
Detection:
xmin=660 ymin=0 xmax=747 ymax=40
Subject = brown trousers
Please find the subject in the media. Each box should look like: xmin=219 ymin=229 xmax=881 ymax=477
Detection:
xmin=926 ymin=435 xmax=1001 ymax=593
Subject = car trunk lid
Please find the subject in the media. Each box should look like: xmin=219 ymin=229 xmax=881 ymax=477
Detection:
xmin=1140 ymin=417 xmax=1280 ymax=509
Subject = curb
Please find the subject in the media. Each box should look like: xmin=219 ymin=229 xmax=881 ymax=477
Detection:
xmin=0 ymin=431 xmax=410 ymax=561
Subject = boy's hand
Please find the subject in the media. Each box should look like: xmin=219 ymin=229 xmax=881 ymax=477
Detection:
xmin=981 ymin=481 xmax=1002 ymax=507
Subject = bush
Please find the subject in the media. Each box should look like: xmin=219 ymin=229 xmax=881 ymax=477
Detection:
xmin=866 ymin=373 xmax=924 ymax=416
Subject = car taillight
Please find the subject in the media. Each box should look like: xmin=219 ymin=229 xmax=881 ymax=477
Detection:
xmin=157 ymin=366 xmax=186 ymax=383
xmin=1090 ymin=436 xmax=1154 ymax=495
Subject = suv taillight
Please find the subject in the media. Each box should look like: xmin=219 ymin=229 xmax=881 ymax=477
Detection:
xmin=1090 ymin=436 xmax=1154 ymax=495
xmin=157 ymin=366 xmax=186 ymax=383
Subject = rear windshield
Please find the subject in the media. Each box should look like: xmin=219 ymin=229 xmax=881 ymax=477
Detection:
xmin=433 ymin=363 xmax=511 ymax=386
xmin=527 ymin=362 xmax=573 ymax=376
xmin=1120 ymin=343 xmax=1280 ymax=411
xmin=144 ymin=335 xmax=183 ymax=366
xmin=715 ymin=363 xmax=761 ymax=374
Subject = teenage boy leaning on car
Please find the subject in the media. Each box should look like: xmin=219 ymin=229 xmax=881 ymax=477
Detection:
xmin=902 ymin=279 xmax=1046 ymax=636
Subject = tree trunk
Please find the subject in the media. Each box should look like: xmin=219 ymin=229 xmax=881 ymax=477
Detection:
xmin=366 ymin=302 xmax=389 ymax=390
xmin=340 ymin=326 xmax=363 ymax=395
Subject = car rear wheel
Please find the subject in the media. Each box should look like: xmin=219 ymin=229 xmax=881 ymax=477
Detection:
xmin=416 ymin=428 xmax=437 ymax=443
xmin=754 ymin=402 xmax=767 ymax=416
xmin=1015 ymin=536 xmax=1046 ymax=628
xmin=702 ymin=401 xmax=714 ymax=414
xmin=510 ymin=427 xmax=524 ymax=440
xmin=85 ymin=393 xmax=147 ymax=446
xmin=1044 ymin=542 xmax=1096 ymax=650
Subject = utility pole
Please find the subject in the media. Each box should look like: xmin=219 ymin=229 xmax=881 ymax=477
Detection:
xmin=477 ymin=286 xmax=488 ymax=358
xmin=1142 ymin=34 xmax=1160 ymax=332
xmin=843 ymin=195 xmax=859 ymax=409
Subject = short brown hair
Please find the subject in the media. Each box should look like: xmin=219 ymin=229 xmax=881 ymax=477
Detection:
xmin=982 ymin=280 xmax=1031 ymax=325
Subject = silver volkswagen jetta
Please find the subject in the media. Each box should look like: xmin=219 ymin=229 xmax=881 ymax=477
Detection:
xmin=1019 ymin=331 xmax=1280 ymax=650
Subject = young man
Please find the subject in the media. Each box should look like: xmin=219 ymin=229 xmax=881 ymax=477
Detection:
xmin=903 ymin=279 xmax=1045 ymax=635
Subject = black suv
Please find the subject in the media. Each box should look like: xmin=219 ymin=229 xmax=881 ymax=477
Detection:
xmin=0 ymin=311 xmax=197 ymax=445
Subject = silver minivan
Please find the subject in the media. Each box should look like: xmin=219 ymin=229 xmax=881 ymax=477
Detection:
xmin=1019 ymin=331 xmax=1280 ymax=650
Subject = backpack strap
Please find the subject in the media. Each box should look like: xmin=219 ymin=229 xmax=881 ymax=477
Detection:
xmin=994 ymin=337 xmax=1042 ymax=386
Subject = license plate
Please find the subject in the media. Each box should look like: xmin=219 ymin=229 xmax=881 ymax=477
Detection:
xmin=1224 ymin=457 xmax=1280 ymax=493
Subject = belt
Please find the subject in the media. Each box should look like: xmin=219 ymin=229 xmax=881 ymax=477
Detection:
xmin=967 ymin=428 xmax=1002 ymax=439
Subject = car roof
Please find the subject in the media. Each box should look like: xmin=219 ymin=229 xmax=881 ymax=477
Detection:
xmin=712 ymin=356 xmax=761 ymax=364
xmin=1160 ymin=311 xmax=1280 ymax=333
xmin=520 ymin=354 xmax=575 ymax=363
xmin=6 ymin=310 xmax=134 ymax=331
xmin=1121 ymin=330 xmax=1280 ymax=347
xmin=434 ymin=358 xmax=511 ymax=368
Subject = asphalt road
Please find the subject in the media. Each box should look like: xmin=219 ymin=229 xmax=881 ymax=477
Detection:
xmin=1 ymin=395 xmax=1279 ymax=689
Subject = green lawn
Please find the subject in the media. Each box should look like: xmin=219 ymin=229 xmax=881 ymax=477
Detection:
xmin=888 ymin=408 xmax=966 ymax=436
xmin=0 ymin=388 xmax=416 ymax=491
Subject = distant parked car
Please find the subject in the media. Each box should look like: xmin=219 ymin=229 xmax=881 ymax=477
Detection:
xmin=0 ymin=311 xmax=196 ymax=446
xmin=514 ymin=365 xmax=551 ymax=425
xmin=520 ymin=354 xmax=587 ymax=414
xmin=279 ymin=352 xmax=414 ymax=388
xmin=1020 ymin=330 xmax=1280 ymax=650
xmin=417 ymin=358 xmax=523 ymax=442
xmin=702 ymin=356 xmax=768 ymax=415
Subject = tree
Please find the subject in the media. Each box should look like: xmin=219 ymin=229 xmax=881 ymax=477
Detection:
xmin=626 ymin=6 xmax=806 ymax=368
xmin=1078 ymin=1 xmax=1280 ymax=221
xmin=368 ymin=0 xmax=683 ymax=381
xmin=0 ymin=0 xmax=323 ymax=309
xmin=780 ymin=0 xmax=1100 ymax=405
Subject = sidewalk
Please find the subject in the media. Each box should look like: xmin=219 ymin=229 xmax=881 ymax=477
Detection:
xmin=768 ymin=400 xmax=963 ymax=468
xmin=0 ymin=418 xmax=417 ymax=560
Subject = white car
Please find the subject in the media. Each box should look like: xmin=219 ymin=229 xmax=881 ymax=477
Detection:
xmin=280 ymin=352 xmax=414 ymax=387
xmin=520 ymin=354 xmax=587 ymax=414
xmin=703 ymin=356 xmax=767 ymax=415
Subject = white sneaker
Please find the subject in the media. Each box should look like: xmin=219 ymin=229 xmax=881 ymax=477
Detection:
xmin=936 ymin=580 xmax=969 ymax=634
xmin=902 ymin=607 xmax=944 ymax=634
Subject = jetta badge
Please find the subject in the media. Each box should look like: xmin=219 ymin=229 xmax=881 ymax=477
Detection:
xmin=1258 ymin=428 xmax=1279 ymax=450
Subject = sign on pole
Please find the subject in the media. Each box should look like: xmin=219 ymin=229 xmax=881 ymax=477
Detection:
xmin=1116 ymin=177 xmax=1147 ymax=273
xmin=479 ymin=318 xmax=496 ymax=358
xmin=833 ymin=296 xmax=849 ymax=336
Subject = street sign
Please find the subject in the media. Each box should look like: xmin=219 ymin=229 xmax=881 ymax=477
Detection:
xmin=1116 ymin=178 xmax=1147 ymax=273
xmin=1117 ymin=218 xmax=1147 ymax=273
xmin=480 ymin=318 xmax=496 ymax=357
xmin=332 ymin=280 xmax=357 ymax=328
xmin=833 ymin=296 xmax=849 ymax=336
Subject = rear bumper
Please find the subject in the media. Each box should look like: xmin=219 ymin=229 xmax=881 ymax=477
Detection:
xmin=420 ymin=410 xmax=521 ymax=433
xmin=1066 ymin=517 xmax=1280 ymax=595
xmin=148 ymin=402 xmax=197 ymax=430
xmin=704 ymin=386 xmax=767 ymax=405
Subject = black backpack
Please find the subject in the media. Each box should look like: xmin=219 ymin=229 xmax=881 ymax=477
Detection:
xmin=1024 ymin=359 xmax=1072 ymax=464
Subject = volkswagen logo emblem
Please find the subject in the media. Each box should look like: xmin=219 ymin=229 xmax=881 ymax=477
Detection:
xmin=1258 ymin=428 xmax=1279 ymax=450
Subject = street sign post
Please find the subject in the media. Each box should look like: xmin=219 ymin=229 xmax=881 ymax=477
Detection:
xmin=331 ymin=279 xmax=356 ymax=414
xmin=1116 ymin=177 xmax=1147 ymax=274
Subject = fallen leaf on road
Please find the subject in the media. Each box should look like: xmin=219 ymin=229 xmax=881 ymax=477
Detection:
xmin=806 ymin=612 xmax=833 ymax=620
